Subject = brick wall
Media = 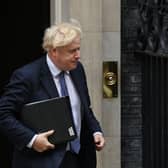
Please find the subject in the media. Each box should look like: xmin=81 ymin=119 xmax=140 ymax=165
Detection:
xmin=121 ymin=1 xmax=143 ymax=168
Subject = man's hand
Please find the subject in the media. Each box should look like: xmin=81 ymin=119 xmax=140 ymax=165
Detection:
xmin=94 ymin=134 xmax=105 ymax=151
xmin=32 ymin=130 xmax=55 ymax=152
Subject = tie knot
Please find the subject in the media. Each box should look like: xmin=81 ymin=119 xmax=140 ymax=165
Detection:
xmin=59 ymin=71 xmax=65 ymax=77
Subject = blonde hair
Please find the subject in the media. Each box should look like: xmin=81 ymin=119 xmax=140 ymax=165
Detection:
xmin=42 ymin=20 xmax=82 ymax=52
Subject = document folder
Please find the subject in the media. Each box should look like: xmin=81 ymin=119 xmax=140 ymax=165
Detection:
xmin=21 ymin=96 xmax=77 ymax=144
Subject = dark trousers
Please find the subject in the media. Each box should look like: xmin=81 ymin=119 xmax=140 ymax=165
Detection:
xmin=59 ymin=151 xmax=79 ymax=168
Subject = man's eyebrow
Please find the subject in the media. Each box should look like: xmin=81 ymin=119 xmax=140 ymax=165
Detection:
xmin=69 ymin=47 xmax=80 ymax=52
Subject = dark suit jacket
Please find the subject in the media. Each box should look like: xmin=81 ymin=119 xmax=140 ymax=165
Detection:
xmin=0 ymin=56 xmax=102 ymax=168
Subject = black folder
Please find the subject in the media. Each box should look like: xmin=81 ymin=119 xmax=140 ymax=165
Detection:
xmin=21 ymin=96 xmax=77 ymax=144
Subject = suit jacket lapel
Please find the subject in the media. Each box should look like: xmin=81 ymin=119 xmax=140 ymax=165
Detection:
xmin=70 ymin=70 xmax=84 ymax=100
xmin=70 ymin=69 xmax=86 ymax=118
xmin=40 ymin=57 xmax=59 ymax=98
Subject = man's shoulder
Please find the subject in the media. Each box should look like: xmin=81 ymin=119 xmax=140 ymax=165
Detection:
xmin=13 ymin=56 xmax=46 ymax=78
xmin=22 ymin=56 xmax=45 ymax=69
xmin=16 ymin=56 xmax=45 ymax=71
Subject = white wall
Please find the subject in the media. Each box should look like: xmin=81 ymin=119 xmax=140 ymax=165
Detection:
xmin=50 ymin=0 xmax=121 ymax=167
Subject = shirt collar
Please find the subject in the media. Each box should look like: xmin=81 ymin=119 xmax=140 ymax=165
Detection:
xmin=46 ymin=54 xmax=69 ymax=77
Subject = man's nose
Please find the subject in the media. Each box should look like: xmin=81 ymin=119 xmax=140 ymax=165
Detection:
xmin=75 ymin=50 xmax=80 ymax=59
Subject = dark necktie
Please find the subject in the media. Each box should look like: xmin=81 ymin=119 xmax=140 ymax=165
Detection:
xmin=59 ymin=71 xmax=69 ymax=96
xmin=59 ymin=71 xmax=80 ymax=153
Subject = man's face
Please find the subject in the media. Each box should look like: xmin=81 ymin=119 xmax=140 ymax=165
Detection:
xmin=50 ymin=36 xmax=81 ymax=71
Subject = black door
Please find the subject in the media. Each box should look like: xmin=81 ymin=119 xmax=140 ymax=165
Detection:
xmin=141 ymin=54 xmax=168 ymax=168
xmin=0 ymin=1 xmax=50 ymax=167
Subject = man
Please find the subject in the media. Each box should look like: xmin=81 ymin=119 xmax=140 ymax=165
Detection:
xmin=0 ymin=21 xmax=105 ymax=168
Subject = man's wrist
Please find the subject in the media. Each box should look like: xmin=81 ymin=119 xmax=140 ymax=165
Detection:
xmin=27 ymin=134 xmax=38 ymax=148
xmin=93 ymin=132 xmax=103 ymax=137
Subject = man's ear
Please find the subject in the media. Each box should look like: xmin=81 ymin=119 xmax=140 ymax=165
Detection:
xmin=49 ymin=48 xmax=58 ymax=57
